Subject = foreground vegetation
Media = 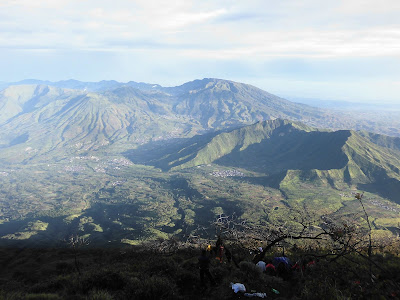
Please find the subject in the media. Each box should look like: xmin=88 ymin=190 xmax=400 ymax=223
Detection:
xmin=1 ymin=194 xmax=400 ymax=299
xmin=0 ymin=236 xmax=399 ymax=300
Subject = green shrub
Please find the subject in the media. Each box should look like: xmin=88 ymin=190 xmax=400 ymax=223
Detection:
xmin=87 ymin=290 xmax=113 ymax=300
xmin=80 ymin=271 xmax=126 ymax=293
xmin=175 ymin=270 xmax=197 ymax=292
xmin=238 ymin=261 xmax=262 ymax=280
xmin=55 ymin=262 xmax=75 ymax=275
xmin=211 ymin=264 xmax=230 ymax=284
xmin=300 ymin=277 xmax=351 ymax=300
xmin=146 ymin=257 xmax=179 ymax=277
xmin=124 ymin=276 xmax=176 ymax=300
xmin=0 ymin=291 xmax=24 ymax=300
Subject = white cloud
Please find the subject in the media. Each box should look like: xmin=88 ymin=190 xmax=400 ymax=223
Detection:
xmin=175 ymin=26 xmax=400 ymax=60
xmin=1 ymin=0 xmax=399 ymax=59
xmin=1 ymin=0 xmax=400 ymax=102
xmin=335 ymin=0 xmax=400 ymax=14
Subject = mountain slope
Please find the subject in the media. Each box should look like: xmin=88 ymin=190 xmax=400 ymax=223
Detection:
xmin=140 ymin=119 xmax=344 ymax=171
xmin=0 ymin=85 xmax=201 ymax=162
xmin=134 ymin=119 xmax=400 ymax=202
xmin=171 ymin=78 xmax=326 ymax=129
xmin=0 ymin=85 xmax=69 ymax=125
xmin=358 ymin=131 xmax=400 ymax=152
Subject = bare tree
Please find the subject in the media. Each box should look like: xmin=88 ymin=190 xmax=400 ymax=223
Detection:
xmin=66 ymin=235 xmax=89 ymax=276
xmin=355 ymin=192 xmax=373 ymax=282
xmin=208 ymin=206 xmax=370 ymax=265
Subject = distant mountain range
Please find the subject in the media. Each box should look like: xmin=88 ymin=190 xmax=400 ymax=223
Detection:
xmin=0 ymin=79 xmax=163 ymax=93
xmin=1 ymin=78 xmax=398 ymax=163
xmin=286 ymin=97 xmax=400 ymax=111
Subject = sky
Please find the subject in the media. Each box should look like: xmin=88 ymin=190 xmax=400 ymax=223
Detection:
xmin=1 ymin=0 xmax=400 ymax=103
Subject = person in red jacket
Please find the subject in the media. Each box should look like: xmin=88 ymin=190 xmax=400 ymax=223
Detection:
xmin=265 ymin=259 xmax=276 ymax=276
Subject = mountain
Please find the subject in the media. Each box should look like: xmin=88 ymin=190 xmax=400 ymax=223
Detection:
xmin=0 ymin=77 xmax=399 ymax=163
xmin=0 ymin=85 xmax=202 ymax=162
xmin=131 ymin=119 xmax=400 ymax=203
xmin=0 ymin=79 xmax=330 ymax=162
xmin=169 ymin=78 xmax=328 ymax=128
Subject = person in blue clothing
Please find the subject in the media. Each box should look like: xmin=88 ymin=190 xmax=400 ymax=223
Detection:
xmin=273 ymin=255 xmax=292 ymax=280
xmin=273 ymin=256 xmax=292 ymax=268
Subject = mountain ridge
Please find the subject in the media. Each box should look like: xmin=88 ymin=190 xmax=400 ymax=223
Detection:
xmin=0 ymin=78 xmax=399 ymax=164
xmin=127 ymin=118 xmax=400 ymax=203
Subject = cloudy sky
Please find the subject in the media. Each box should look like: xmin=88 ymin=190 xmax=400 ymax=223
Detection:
xmin=1 ymin=0 xmax=400 ymax=103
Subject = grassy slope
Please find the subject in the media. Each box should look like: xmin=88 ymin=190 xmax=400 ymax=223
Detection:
xmin=0 ymin=86 xmax=201 ymax=163
xmin=163 ymin=119 xmax=314 ymax=170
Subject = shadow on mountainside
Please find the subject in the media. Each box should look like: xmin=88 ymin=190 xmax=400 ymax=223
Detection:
xmin=122 ymin=131 xmax=221 ymax=170
xmin=215 ymin=130 xmax=351 ymax=173
xmin=360 ymin=175 xmax=400 ymax=205
xmin=239 ymin=172 xmax=288 ymax=190
xmin=123 ymin=128 xmax=351 ymax=174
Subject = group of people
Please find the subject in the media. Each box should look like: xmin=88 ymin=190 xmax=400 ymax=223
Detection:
xmin=255 ymin=255 xmax=317 ymax=280
xmin=198 ymin=238 xmax=318 ymax=287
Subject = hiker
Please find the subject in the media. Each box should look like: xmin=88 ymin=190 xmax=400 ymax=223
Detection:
xmin=273 ymin=255 xmax=292 ymax=280
xmin=225 ymin=245 xmax=240 ymax=268
xmin=273 ymin=256 xmax=292 ymax=269
xmin=307 ymin=257 xmax=316 ymax=268
xmin=276 ymin=262 xmax=291 ymax=280
xmin=256 ymin=260 xmax=266 ymax=272
xmin=215 ymin=237 xmax=222 ymax=250
xmin=198 ymin=249 xmax=216 ymax=286
xmin=291 ymin=258 xmax=305 ymax=272
xmin=217 ymin=244 xmax=224 ymax=263
xmin=215 ymin=237 xmax=224 ymax=263
xmin=305 ymin=257 xmax=316 ymax=273
xmin=290 ymin=259 xmax=306 ymax=279
xmin=265 ymin=259 xmax=276 ymax=276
